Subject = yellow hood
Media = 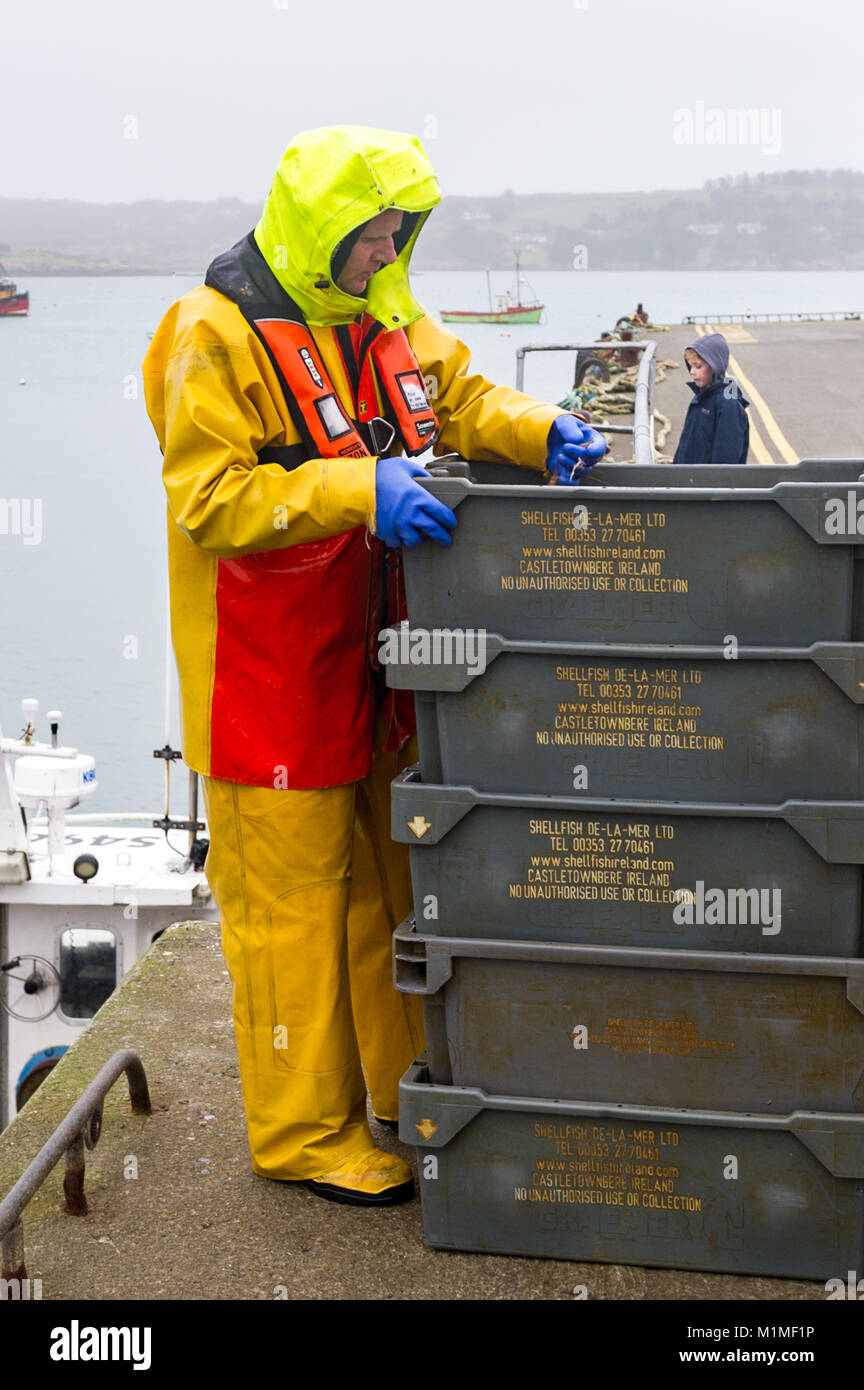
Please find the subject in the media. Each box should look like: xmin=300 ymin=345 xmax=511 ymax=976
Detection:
xmin=254 ymin=125 xmax=440 ymax=329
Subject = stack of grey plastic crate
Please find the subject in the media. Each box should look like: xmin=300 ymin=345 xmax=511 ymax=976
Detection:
xmin=389 ymin=459 xmax=864 ymax=1280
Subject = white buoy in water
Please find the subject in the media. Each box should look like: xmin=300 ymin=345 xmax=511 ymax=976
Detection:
xmin=18 ymin=379 xmax=26 ymax=386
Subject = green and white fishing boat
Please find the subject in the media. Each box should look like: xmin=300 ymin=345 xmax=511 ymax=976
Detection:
xmin=441 ymin=251 xmax=543 ymax=325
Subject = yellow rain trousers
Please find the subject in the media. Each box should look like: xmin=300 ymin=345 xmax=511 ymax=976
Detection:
xmin=144 ymin=126 xmax=565 ymax=1187
xmin=201 ymin=718 xmax=424 ymax=1180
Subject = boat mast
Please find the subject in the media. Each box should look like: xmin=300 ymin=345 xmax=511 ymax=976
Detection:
xmin=514 ymin=249 xmax=522 ymax=307
xmin=485 ymin=268 xmax=492 ymax=313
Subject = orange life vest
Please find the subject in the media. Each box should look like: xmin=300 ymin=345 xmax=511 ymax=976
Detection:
xmin=202 ymin=233 xmax=436 ymax=787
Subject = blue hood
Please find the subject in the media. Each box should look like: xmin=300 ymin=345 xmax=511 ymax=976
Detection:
xmin=686 ymin=332 xmax=729 ymax=380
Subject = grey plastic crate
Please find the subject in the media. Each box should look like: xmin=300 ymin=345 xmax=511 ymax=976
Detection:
xmin=392 ymin=768 xmax=864 ymax=955
xmin=388 ymin=641 xmax=864 ymax=804
xmin=469 ymin=457 xmax=864 ymax=488
xmin=394 ymin=920 xmax=864 ymax=1113
xmin=404 ymin=476 xmax=864 ymax=645
xmin=400 ymin=1060 xmax=864 ymax=1279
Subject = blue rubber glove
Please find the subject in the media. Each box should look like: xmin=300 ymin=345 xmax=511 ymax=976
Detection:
xmin=374 ymin=456 xmax=458 ymax=548
xmin=546 ymin=414 xmax=607 ymax=484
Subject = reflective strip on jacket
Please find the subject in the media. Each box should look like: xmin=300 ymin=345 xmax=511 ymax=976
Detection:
xmin=143 ymin=289 xmax=561 ymax=787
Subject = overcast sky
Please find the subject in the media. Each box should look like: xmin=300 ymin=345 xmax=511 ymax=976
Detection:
xmin=2 ymin=0 xmax=862 ymax=204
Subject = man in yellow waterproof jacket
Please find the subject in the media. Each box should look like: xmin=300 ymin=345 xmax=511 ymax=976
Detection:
xmin=143 ymin=125 xmax=605 ymax=1206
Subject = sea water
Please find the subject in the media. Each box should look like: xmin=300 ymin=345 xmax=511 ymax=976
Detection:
xmin=1 ymin=269 xmax=863 ymax=810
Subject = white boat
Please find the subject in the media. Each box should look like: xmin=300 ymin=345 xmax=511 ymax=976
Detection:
xmin=0 ymin=698 xmax=217 ymax=1129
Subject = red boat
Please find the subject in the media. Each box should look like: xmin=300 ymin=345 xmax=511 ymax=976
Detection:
xmin=0 ymin=265 xmax=29 ymax=316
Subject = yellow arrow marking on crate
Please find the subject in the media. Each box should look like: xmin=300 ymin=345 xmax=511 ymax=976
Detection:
xmin=407 ymin=815 xmax=432 ymax=839
xmin=416 ymin=1119 xmax=439 ymax=1140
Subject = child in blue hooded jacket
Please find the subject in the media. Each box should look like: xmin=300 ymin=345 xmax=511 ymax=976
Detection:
xmin=673 ymin=332 xmax=750 ymax=467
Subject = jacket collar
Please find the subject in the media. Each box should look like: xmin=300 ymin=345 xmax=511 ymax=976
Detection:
xmin=687 ymin=376 xmax=750 ymax=409
xmin=205 ymin=232 xmax=305 ymax=323
xmin=688 ymin=377 xmax=726 ymax=402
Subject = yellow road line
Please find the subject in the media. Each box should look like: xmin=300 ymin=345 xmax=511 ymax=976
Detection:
xmin=744 ymin=414 xmax=775 ymax=465
xmin=702 ymin=323 xmax=799 ymax=464
xmin=721 ymin=324 xmax=757 ymax=344
xmin=727 ymin=353 xmax=799 ymax=463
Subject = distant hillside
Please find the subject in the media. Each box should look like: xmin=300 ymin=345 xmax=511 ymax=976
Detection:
xmin=0 ymin=196 xmax=256 ymax=275
xmin=2 ymin=170 xmax=864 ymax=274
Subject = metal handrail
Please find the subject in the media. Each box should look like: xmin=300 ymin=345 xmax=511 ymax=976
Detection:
xmin=28 ymin=812 xmax=164 ymax=824
xmin=0 ymin=1049 xmax=151 ymax=1283
xmin=633 ymin=340 xmax=657 ymax=466
xmin=515 ymin=339 xmax=657 ymax=465
xmin=683 ymin=311 xmax=862 ymax=324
